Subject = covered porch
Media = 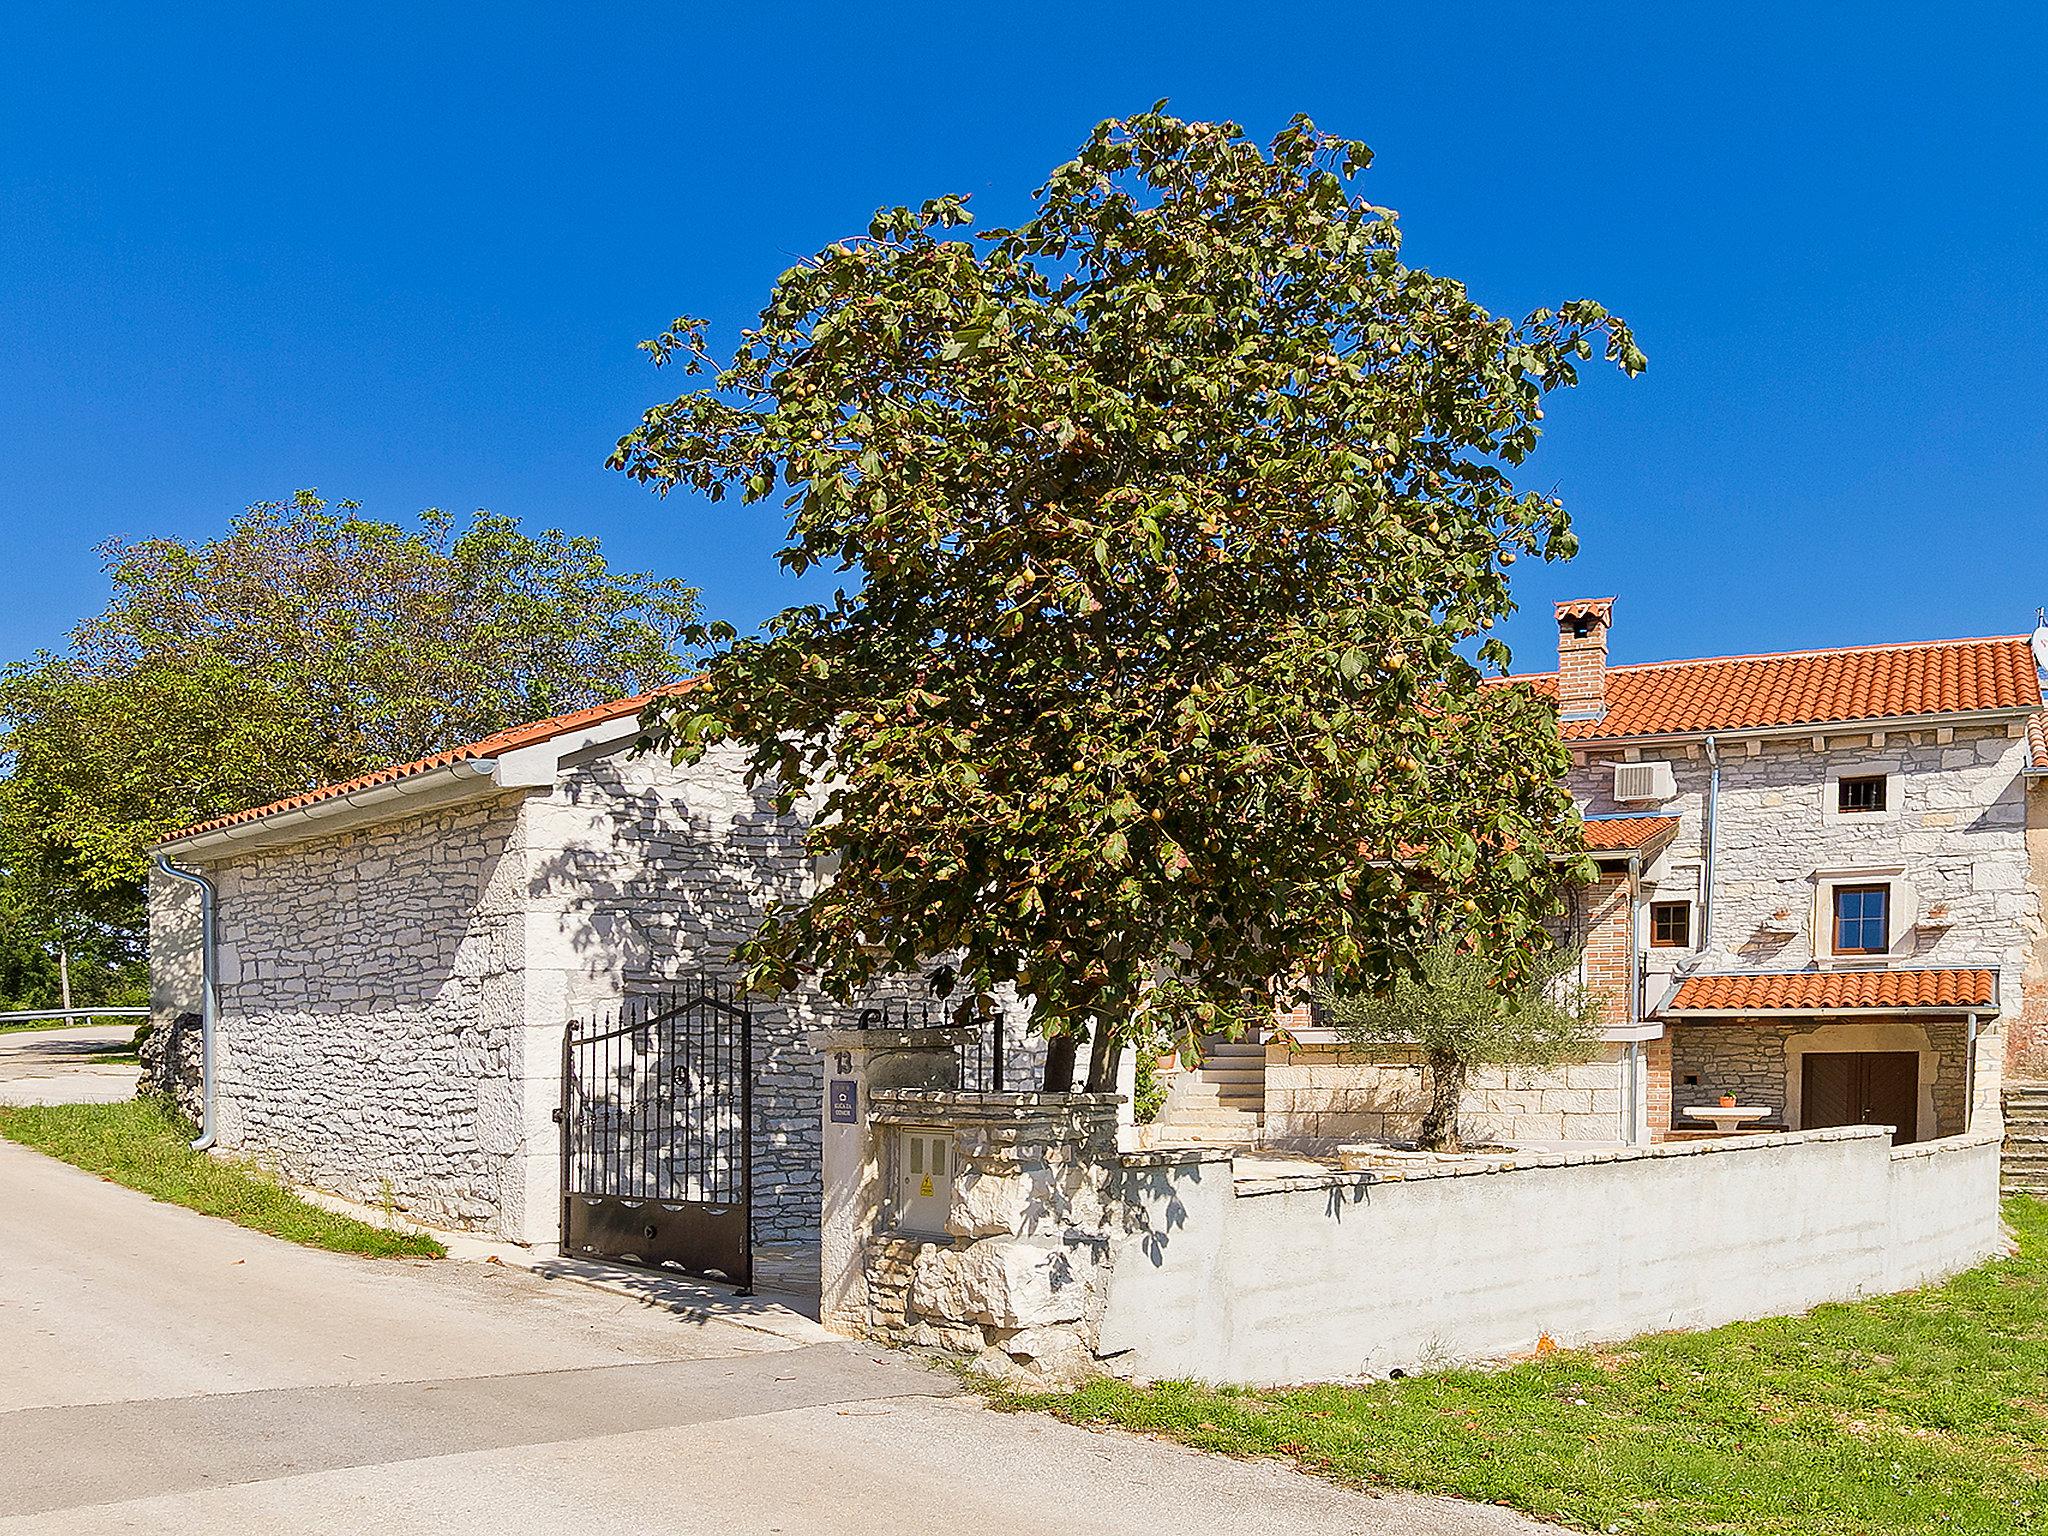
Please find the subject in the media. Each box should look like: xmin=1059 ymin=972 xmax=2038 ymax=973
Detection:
xmin=1655 ymin=966 xmax=2001 ymax=1143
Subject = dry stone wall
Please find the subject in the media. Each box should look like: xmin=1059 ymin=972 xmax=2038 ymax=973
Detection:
xmin=188 ymin=794 xmax=529 ymax=1231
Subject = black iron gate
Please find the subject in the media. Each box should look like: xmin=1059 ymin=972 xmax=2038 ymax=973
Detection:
xmin=559 ymin=980 xmax=752 ymax=1293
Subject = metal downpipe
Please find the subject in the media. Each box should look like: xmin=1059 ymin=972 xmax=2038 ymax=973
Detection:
xmin=1700 ymin=734 xmax=1721 ymax=950
xmin=152 ymin=854 xmax=219 ymax=1150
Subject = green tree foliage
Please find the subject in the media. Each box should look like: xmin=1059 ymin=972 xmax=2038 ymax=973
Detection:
xmin=1316 ymin=940 xmax=1601 ymax=1152
xmin=0 ymin=491 xmax=697 ymax=967
xmin=613 ymin=108 xmax=1642 ymax=1090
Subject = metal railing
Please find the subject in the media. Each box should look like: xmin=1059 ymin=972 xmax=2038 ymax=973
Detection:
xmin=853 ymin=998 xmax=1015 ymax=1091
xmin=0 ymin=1007 xmax=149 ymax=1024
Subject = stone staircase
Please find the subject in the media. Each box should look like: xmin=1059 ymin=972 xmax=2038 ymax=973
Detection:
xmin=1147 ymin=1037 xmax=1267 ymax=1145
xmin=2003 ymin=1083 xmax=2048 ymax=1199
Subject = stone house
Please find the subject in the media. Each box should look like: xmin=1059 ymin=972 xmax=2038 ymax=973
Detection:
xmin=148 ymin=692 xmax=1022 ymax=1250
xmin=151 ymin=600 xmax=2047 ymax=1256
xmin=1235 ymin=600 xmax=2048 ymax=1148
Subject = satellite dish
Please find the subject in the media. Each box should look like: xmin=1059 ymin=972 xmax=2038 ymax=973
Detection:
xmin=2033 ymin=608 xmax=2048 ymax=675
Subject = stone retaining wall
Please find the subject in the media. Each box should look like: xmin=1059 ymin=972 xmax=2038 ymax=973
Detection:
xmin=836 ymin=1088 xmax=2006 ymax=1387
xmin=1262 ymin=1038 xmax=1636 ymax=1144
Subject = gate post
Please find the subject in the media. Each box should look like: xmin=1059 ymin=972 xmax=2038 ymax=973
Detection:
xmin=810 ymin=1025 xmax=969 ymax=1336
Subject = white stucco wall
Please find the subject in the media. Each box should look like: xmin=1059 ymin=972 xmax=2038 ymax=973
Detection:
xmin=1097 ymin=1126 xmax=2005 ymax=1384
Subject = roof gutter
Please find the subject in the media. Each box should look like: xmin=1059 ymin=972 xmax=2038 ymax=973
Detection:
xmin=159 ymin=757 xmax=502 ymax=859
xmin=1666 ymin=1004 xmax=2001 ymax=1020
xmin=1568 ymin=705 xmax=2038 ymax=753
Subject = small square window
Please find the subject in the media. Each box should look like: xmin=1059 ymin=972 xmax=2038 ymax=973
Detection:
xmin=1838 ymin=775 xmax=1888 ymax=814
xmin=1833 ymin=884 xmax=1890 ymax=954
xmin=1650 ymin=902 xmax=1692 ymax=948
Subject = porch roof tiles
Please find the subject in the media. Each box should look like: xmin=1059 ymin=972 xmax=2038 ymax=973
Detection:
xmin=1580 ymin=815 xmax=1680 ymax=855
xmin=1665 ymin=967 xmax=1998 ymax=1017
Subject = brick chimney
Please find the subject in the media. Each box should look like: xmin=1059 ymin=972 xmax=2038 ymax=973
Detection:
xmin=1555 ymin=598 xmax=1614 ymax=721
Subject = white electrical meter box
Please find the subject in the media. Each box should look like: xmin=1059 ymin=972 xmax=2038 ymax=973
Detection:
xmin=895 ymin=1127 xmax=955 ymax=1235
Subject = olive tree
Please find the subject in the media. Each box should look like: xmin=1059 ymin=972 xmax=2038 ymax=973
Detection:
xmin=1316 ymin=940 xmax=1601 ymax=1153
xmin=614 ymin=108 xmax=1642 ymax=1090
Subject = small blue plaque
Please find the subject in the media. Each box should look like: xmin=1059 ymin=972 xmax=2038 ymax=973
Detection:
xmin=830 ymin=1078 xmax=858 ymax=1124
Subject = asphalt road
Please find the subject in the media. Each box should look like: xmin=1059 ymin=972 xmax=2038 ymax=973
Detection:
xmin=0 ymin=1022 xmax=138 ymax=1106
xmin=0 ymin=1041 xmax=1562 ymax=1534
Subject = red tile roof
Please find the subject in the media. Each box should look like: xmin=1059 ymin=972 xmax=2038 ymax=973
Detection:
xmin=1512 ymin=635 xmax=2040 ymax=742
xmin=1581 ymin=815 xmax=1680 ymax=855
xmin=2028 ymin=712 xmax=2048 ymax=774
xmin=162 ymin=685 xmax=692 ymax=845
xmin=1665 ymin=968 xmax=1997 ymax=1016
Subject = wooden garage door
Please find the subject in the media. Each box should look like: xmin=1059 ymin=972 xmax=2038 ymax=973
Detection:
xmin=1801 ymin=1051 xmax=1918 ymax=1145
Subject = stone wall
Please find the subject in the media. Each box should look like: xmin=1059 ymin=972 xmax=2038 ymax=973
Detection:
xmin=522 ymin=744 xmax=1035 ymax=1246
xmin=858 ymin=1090 xmax=1122 ymax=1386
xmin=1571 ymin=722 xmax=2035 ymax=1102
xmin=2019 ymin=775 xmax=2048 ymax=1076
xmin=826 ymin=1089 xmax=2005 ymax=1387
xmin=187 ymin=794 xmax=530 ymax=1232
xmin=145 ymin=869 xmax=206 ymax=1118
xmin=1261 ymin=1038 xmax=1637 ymax=1145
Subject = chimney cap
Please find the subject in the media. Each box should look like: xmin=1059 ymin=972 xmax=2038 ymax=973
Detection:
xmin=1555 ymin=597 xmax=1616 ymax=628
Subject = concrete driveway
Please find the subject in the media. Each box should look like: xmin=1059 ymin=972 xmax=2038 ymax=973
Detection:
xmin=0 ymin=1138 xmax=1560 ymax=1535
xmin=0 ymin=1023 xmax=139 ymax=1106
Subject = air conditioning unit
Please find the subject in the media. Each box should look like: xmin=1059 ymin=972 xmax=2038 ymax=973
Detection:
xmin=1612 ymin=760 xmax=1676 ymax=803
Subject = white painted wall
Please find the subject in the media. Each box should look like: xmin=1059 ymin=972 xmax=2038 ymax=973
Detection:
xmin=1097 ymin=1127 xmax=2005 ymax=1385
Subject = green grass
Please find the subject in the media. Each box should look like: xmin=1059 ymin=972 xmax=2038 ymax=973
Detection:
xmin=0 ymin=1097 xmax=445 ymax=1259
xmin=998 ymin=1197 xmax=2048 ymax=1536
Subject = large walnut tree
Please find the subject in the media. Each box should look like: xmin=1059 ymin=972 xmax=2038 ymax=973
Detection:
xmin=615 ymin=109 xmax=1643 ymax=1090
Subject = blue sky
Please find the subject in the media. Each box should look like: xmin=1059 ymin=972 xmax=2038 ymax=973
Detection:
xmin=3 ymin=4 xmax=2043 ymax=677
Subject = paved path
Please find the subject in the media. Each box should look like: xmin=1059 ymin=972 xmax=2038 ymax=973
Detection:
xmin=0 ymin=1137 xmax=1560 ymax=1535
xmin=0 ymin=1023 xmax=138 ymax=1106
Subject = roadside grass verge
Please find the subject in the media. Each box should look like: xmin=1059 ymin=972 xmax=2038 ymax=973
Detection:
xmin=0 ymin=1097 xmax=444 ymax=1259
xmin=994 ymin=1196 xmax=2048 ymax=1536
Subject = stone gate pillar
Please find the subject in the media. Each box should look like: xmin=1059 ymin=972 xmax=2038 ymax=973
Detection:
xmin=810 ymin=1026 xmax=968 ymax=1335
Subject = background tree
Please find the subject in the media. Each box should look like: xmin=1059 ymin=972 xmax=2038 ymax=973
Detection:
xmin=0 ymin=491 xmax=697 ymax=997
xmin=1316 ymin=939 xmax=1600 ymax=1153
xmin=613 ymin=108 xmax=1642 ymax=1090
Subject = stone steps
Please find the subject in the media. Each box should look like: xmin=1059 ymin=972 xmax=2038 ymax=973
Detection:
xmin=1151 ymin=1036 xmax=1268 ymax=1144
xmin=1999 ymin=1086 xmax=2048 ymax=1198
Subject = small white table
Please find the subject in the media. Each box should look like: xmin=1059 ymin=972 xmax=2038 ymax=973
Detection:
xmin=1682 ymin=1104 xmax=1771 ymax=1134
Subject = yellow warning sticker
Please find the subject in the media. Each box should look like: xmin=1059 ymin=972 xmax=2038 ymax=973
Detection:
xmin=919 ymin=1175 xmax=934 ymax=1197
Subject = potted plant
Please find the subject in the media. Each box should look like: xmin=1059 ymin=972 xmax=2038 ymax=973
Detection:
xmin=1718 ymin=1092 xmax=1737 ymax=1109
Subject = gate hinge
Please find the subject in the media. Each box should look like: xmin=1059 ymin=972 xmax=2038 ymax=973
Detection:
xmin=551 ymin=1107 xmax=564 ymax=1124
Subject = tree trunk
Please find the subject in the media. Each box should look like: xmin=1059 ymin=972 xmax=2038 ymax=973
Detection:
xmin=1083 ymin=1020 xmax=1122 ymax=1094
xmin=1040 ymin=1033 xmax=1078 ymax=1092
xmin=1418 ymin=1050 xmax=1467 ymax=1153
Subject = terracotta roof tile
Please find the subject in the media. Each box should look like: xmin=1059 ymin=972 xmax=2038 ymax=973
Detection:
xmin=1511 ymin=635 xmax=2040 ymax=741
xmin=1581 ymin=815 xmax=1680 ymax=854
xmin=1665 ymin=968 xmax=1997 ymax=1015
xmin=2028 ymin=712 xmax=2048 ymax=773
xmin=162 ymin=684 xmax=694 ymax=845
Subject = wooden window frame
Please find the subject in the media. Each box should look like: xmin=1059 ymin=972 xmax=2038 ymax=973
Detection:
xmin=1837 ymin=774 xmax=1888 ymax=815
xmin=1832 ymin=883 xmax=1890 ymax=955
xmin=1648 ymin=901 xmax=1692 ymax=949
